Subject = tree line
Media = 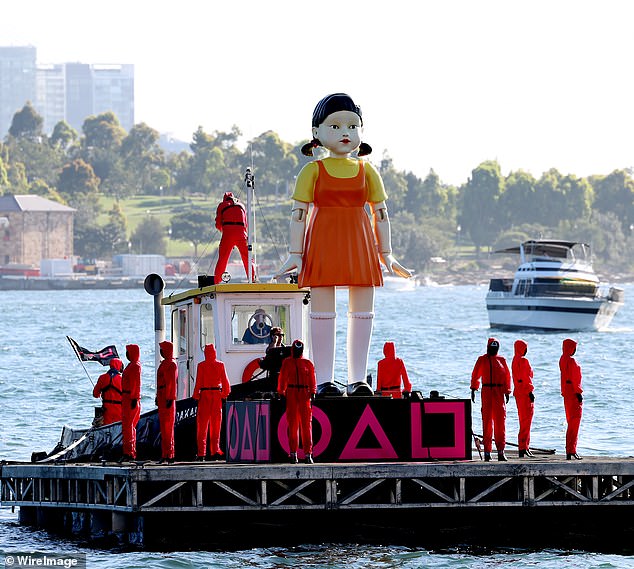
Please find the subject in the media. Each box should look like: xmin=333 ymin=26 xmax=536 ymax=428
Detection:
xmin=1 ymin=101 xmax=633 ymax=275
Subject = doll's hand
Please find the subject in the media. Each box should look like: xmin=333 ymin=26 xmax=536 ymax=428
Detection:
xmin=274 ymin=254 xmax=303 ymax=280
xmin=380 ymin=253 xmax=413 ymax=279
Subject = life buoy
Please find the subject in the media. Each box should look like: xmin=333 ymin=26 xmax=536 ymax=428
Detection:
xmin=242 ymin=358 xmax=263 ymax=383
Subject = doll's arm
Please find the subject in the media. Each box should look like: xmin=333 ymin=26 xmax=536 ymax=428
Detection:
xmin=274 ymin=200 xmax=308 ymax=279
xmin=372 ymin=202 xmax=412 ymax=279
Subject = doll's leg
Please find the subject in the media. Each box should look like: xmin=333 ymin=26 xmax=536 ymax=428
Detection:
xmin=347 ymin=287 xmax=375 ymax=396
xmin=310 ymin=287 xmax=341 ymax=395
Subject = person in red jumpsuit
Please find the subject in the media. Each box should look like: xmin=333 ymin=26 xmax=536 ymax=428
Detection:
xmin=214 ymin=192 xmax=255 ymax=283
xmin=560 ymin=338 xmax=583 ymax=460
xmin=470 ymin=338 xmax=511 ymax=462
xmin=512 ymin=339 xmax=535 ymax=458
xmin=121 ymin=344 xmax=142 ymax=461
xmin=376 ymin=341 xmax=412 ymax=398
xmin=277 ymin=340 xmax=317 ymax=464
xmin=156 ymin=340 xmax=177 ymax=464
xmin=193 ymin=344 xmax=231 ymax=461
xmin=92 ymin=358 xmax=123 ymax=425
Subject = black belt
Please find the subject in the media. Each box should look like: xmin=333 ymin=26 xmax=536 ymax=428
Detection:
xmin=103 ymin=399 xmax=121 ymax=405
xmin=157 ymin=385 xmax=165 ymax=389
xmin=381 ymin=385 xmax=400 ymax=390
xmin=287 ymin=384 xmax=309 ymax=389
xmin=122 ymin=390 xmax=131 ymax=394
xmin=566 ymin=380 xmax=572 ymax=384
xmin=222 ymin=222 xmax=245 ymax=226
xmin=483 ymin=384 xmax=503 ymax=387
xmin=200 ymin=386 xmax=222 ymax=391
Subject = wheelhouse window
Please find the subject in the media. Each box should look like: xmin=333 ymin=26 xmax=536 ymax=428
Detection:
xmin=201 ymin=302 xmax=215 ymax=348
xmin=231 ymin=303 xmax=290 ymax=346
xmin=172 ymin=307 xmax=187 ymax=356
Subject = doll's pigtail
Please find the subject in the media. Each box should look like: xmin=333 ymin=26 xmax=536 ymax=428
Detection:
xmin=301 ymin=138 xmax=322 ymax=157
xmin=357 ymin=142 xmax=372 ymax=157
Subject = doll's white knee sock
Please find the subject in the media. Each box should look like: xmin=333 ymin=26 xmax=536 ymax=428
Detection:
xmin=309 ymin=311 xmax=336 ymax=385
xmin=347 ymin=311 xmax=374 ymax=384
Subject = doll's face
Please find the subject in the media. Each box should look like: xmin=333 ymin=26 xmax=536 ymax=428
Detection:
xmin=312 ymin=110 xmax=362 ymax=157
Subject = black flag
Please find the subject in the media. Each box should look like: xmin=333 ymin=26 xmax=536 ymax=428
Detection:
xmin=67 ymin=336 xmax=119 ymax=366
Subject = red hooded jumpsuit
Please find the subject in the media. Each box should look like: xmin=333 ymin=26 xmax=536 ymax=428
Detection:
xmin=121 ymin=344 xmax=142 ymax=459
xmin=560 ymin=338 xmax=583 ymax=456
xmin=470 ymin=338 xmax=511 ymax=455
xmin=277 ymin=341 xmax=317 ymax=457
xmin=214 ymin=192 xmax=255 ymax=283
xmin=93 ymin=358 xmax=123 ymax=425
xmin=512 ymin=339 xmax=535 ymax=453
xmin=156 ymin=340 xmax=178 ymax=460
xmin=193 ymin=344 xmax=231 ymax=459
xmin=376 ymin=341 xmax=412 ymax=398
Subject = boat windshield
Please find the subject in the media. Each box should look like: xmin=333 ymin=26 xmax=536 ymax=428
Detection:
xmin=231 ymin=304 xmax=291 ymax=346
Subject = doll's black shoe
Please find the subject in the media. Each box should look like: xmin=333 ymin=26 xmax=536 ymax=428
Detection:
xmin=305 ymin=454 xmax=314 ymax=464
xmin=518 ymin=450 xmax=526 ymax=458
xmin=347 ymin=381 xmax=374 ymax=397
xmin=290 ymin=453 xmax=298 ymax=464
xmin=317 ymin=382 xmax=344 ymax=396
xmin=567 ymin=453 xmax=582 ymax=460
xmin=484 ymin=452 xmax=491 ymax=462
xmin=498 ymin=452 xmax=508 ymax=462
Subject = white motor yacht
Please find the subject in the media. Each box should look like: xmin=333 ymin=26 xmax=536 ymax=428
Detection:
xmin=486 ymin=239 xmax=624 ymax=331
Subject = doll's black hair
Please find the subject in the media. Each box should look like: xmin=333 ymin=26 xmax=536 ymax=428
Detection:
xmin=301 ymin=93 xmax=373 ymax=157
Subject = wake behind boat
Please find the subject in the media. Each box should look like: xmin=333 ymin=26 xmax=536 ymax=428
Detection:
xmin=486 ymin=239 xmax=624 ymax=331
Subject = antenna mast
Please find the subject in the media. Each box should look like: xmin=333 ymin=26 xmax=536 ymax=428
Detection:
xmin=245 ymin=167 xmax=256 ymax=282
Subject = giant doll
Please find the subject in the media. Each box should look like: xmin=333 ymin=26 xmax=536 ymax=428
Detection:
xmin=276 ymin=93 xmax=411 ymax=396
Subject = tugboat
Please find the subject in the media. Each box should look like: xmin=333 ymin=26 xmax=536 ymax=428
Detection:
xmin=486 ymin=239 xmax=624 ymax=331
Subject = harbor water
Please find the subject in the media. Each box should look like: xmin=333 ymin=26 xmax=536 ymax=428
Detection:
xmin=1 ymin=282 xmax=633 ymax=567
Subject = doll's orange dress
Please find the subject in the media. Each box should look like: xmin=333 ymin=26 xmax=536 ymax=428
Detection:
xmin=298 ymin=160 xmax=383 ymax=288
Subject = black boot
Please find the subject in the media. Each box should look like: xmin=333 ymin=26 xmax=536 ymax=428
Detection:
xmin=518 ymin=449 xmax=526 ymax=458
xmin=484 ymin=452 xmax=491 ymax=462
xmin=497 ymin=451 xmax=508 ymax=462
xmin=317 ymin=382 xmax=344 ymax=397
xmin=290 ymin=452 xmax=298 ymax=464
xmin=567 ymin=453 xmax=582 ymax=460
xmin=305 ymin=453 xmax=314 ymax=464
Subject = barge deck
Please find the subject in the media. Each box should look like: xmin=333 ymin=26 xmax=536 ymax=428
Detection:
xmin=3 ymin=454 xmax=634 ymax=550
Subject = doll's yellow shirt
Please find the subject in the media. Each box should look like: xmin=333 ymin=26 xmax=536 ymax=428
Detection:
xmin=292 ymin=157 xmax=387 ymax=203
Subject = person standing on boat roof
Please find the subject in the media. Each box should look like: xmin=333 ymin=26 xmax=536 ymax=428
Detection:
xmin=275 ymin=93 xmax=412 ymax=397
xmin=277 ymin=339 xmax=317 ymax=464
xmin=193 ymin=344 xmax=231 ymax=461
xmin=121 ymin=344 xmax=142 ymax=462
xmin=560 ymin=338 xmax=583 ymax=460
xmin=214 ymin=191 xmax=255 ymax=284
xmin=376 ymin=341 xmax=412 ymax=398
xmin=156 ymin=340 xmax=177 ymax=464
xmin=512 ymin=339 xmax=535 ymax=458
xmin=92 ymin=357 xmax=123 ymax=425
xmin=470 ymin=338 xmax=511 ymax=462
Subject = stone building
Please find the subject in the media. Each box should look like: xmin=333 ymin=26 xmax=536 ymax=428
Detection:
xmin=0 ymin=195 xmax=75 ymax=267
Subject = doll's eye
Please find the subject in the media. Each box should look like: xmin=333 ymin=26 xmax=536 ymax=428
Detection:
xmin=349 ymin=125 xmax=357 ymax=130
xmin=330 ymin=125 xmax=339 ymax=129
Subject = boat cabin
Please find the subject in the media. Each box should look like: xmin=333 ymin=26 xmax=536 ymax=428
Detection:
xmin=154 ymin=278 xmax=310 ymax=400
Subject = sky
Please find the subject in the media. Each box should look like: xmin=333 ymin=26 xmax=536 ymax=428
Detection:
xmin=4 ymin=0 xmax=634 ymax=186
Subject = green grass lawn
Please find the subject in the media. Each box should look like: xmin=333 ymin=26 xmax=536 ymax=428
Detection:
xmin=97 ymin=194 xmax=293 ymax=258
xmin=98 ymin=194 xmax=218 ymax=256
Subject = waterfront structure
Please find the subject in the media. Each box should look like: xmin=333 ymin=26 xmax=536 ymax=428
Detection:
xmin=0 ymin=195 xmax=75 ymax=267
